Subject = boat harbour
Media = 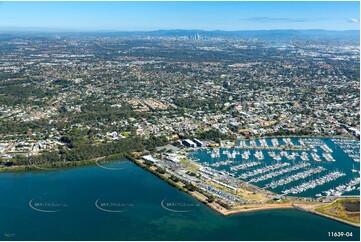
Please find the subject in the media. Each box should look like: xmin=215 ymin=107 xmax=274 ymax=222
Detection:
xmin=189 ymin=137 xmax=360 ymax=198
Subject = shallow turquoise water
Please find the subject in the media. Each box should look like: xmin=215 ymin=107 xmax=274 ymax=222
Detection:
xmin=0 ymin=159 xmax=359 ymax=241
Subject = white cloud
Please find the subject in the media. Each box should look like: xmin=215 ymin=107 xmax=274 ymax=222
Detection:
xmin=348 ymin=18 xmax=360 ymax=23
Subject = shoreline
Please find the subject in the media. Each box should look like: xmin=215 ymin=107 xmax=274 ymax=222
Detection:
xmin=0 ymin=151 xmax=359 ymax=228
xmin=0 ymin=135 xmax=355 ymax=174
xmin=216 ymin=203 xmax=294 ymax=216
xmin=293 ymin=202 xmax=360 ymax=228
xmin=126 ymin=154 xmax=360 ymax=228
xmin=311 ymin=209 xmax=360 ymax=228
xmin=0 ymin=153 xmax=126 ymax=173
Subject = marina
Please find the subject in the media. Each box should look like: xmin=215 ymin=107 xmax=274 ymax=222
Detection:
xmin=281 ymin=171 xmax=346 ymax=195
xmin=332 ymin=138 xmax=360 ymax=162
xmin=230 ymin=161 xmax=261 ymax=171
xmin=210 ymin=160 xmax=234 ymax=168
xmin=189 ymin=137 xmax=360 ymax=198
xmin=238 ymin=162 xmax=290 ymax=180
xmin=265 ymin=166 xmax=327 ymax=189
xmin=322 ymin=177 xmax=361 ymax=197
xmin=248 ymin=162 xmax=310 ymax=183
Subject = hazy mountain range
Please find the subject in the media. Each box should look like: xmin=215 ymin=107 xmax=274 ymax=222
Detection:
xmin=0 ymin=28 xmax=359 ymax=42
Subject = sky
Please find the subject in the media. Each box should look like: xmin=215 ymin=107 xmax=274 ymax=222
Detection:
xmin=0 ymin=1 xmax=359 ymax=31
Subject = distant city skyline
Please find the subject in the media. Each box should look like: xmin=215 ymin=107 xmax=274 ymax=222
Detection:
xmin=0 ymin=1 xmax=359 ymax=31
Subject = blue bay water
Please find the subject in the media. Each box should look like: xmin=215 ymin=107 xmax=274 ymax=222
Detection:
xmin=0 ymin=158 xmax=359 ymax=241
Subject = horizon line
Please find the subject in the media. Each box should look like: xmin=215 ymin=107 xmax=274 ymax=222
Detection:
xmin=0 ymin=27 xmax=360 ymax=33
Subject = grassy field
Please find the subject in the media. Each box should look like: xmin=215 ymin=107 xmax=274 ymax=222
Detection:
xmin=235 ymin=188 xmax=269 ymax=202
xmin=315 ymin=198 xmax=360 ymax=225
xmin=179 ymin=158 xmax=201 ymax=173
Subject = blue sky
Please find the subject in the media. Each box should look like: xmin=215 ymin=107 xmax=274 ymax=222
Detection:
xmin=0 ymin=1 xmax=359 ymax=31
